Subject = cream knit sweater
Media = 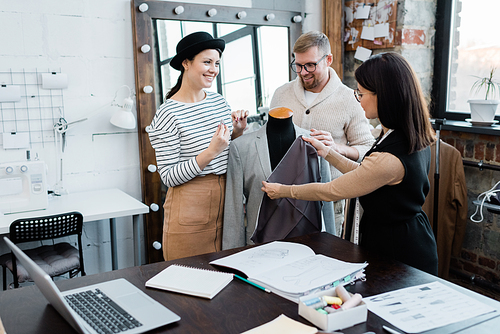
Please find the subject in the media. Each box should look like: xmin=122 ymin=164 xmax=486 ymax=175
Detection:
xmin=270 ymin=67 xmax=375 ymax=179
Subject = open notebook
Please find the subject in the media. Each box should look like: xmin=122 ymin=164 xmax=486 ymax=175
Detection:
xmin=210 ymin=241 xmax=367 ymax=302
xmin=145 ymin=264 xmax=233 ymax=299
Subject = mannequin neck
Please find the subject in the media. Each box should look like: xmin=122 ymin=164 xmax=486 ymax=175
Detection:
xmin=266 ymin=115 xmax=296 ymax=170
xmin=266 ymin=115 xmax=294 ymax=133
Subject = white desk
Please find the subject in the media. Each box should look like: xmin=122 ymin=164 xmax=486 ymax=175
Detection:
xmin=0 ymin=188 xmax=149 ymax=269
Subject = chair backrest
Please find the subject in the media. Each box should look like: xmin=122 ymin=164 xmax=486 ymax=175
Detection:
xmin=9 ymin=212 xmax=83 ymax=243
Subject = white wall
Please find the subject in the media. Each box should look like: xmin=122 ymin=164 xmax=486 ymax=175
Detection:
xmin=0 ymin=0 xmax=322 ymax=286
xmin=0 ymin=0 xmax=141 ymax=282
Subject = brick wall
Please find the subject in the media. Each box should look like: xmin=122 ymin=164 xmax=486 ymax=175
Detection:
xmin=441 ymin=130 xmax=500 ymax=163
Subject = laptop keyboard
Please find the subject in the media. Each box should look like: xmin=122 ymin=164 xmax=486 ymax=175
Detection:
xmin=65 ymin=288 xmax=143 ymax=334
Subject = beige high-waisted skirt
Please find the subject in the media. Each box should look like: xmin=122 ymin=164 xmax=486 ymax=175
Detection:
xmin=162 ymin=174 xmax=226 ymax=261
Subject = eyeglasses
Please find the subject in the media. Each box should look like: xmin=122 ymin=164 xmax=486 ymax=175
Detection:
xmin=354 ymin=89 xmax=374 ymax=102
xmin=290 ymin=54 xmax=327 ymax=74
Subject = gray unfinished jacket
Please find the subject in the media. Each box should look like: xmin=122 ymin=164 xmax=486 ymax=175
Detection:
xmin=222 ymin=124 xmax=335 ymax=250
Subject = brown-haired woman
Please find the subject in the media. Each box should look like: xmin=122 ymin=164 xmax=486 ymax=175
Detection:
xmin=262 ymin=52 xmax=438 ymax=275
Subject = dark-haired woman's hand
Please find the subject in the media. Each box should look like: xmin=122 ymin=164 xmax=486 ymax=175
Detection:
xmin=261 ymin=181 xmax=282 ymax=199
xmin=302 ymin=136 xmax=330 ymax=158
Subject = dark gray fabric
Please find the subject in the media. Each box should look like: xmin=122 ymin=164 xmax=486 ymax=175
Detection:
xmin=222 ymin=125 xmax=335 ymax=250
xmin=252 ymin=136 xmax=322 ymax=243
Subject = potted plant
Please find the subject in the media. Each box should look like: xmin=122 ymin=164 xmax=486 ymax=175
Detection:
xmin=467 ymin=67 xmax=500 ymax=123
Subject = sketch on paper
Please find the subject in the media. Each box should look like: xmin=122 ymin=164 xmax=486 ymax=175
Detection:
xmin=282 ymin=257 xmax=358 ymax=287
xmin=250 ymin=248 xmax=289 ymax=259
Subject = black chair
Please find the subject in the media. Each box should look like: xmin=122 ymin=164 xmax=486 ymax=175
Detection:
xmin=0 ymin=212 xmax=86 ymax=289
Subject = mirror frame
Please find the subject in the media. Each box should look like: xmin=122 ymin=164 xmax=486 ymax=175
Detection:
xmin=131 ymin=0 xmax=302 ymax=263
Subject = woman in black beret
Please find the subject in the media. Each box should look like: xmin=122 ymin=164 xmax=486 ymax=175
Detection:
xmin=147 ymin=32 xmax=248 ymax=260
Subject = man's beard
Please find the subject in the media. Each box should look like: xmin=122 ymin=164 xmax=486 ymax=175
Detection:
xmin=299 ymin=74 xmax=319 ymax=90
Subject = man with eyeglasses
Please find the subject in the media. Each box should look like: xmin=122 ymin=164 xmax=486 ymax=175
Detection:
xmin=270 ymin=31 xmax=374 ymax=237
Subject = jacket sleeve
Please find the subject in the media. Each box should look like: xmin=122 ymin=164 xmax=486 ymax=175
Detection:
xmin=319 ymin=156 xmax=336 ymax=235
xmin=222 ymin=142 xmax=246 ymax=250
xmin=451 ymin=152 xmax=468 ymax=256
xmin=278 ymin=152 xmax=404 ymax=202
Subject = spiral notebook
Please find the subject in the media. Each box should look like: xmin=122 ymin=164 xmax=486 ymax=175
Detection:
xmin=145 ymin=264 xmax=233 ymax=299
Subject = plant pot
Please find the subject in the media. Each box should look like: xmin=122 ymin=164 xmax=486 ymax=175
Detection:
xmin=467 ymin=99 xmax=500 ymax=121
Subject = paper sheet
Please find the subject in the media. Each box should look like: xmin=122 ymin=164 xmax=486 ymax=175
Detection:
xmin=355 ymin=4 xmax=371 ymax=19
xmin=364 ymin=281 xmax=498 ymax=333
xmin=241 ymin=314 xmax=317 ymax=334
xmin=374 ymin=23 xmax=389 ymax=38
xmin=354 ymin=46 xmax=372 ymax=62
xmin=361 ymin=26 xmax=375 ymax=41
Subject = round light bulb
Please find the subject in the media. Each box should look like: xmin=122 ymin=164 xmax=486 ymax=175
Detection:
xmin=207 ymin=8 xmax=217 ymax=17
xmin=138 ymin=3 xmax=148 ymax=12
xmin=152 ymin=241 xmax=162 ymax=250
xmin=293 ymin=15 xmax=303 ymax=23
xmin=266 ymin=13 xmax=275 ymax=21
xmin=174 ymin=6 xmax=184 ymax=15
xmin=140 ymin=44 xmax=151 ymax=53
xmin=150 ymin=203 xmax=159 ymax=212
xmin=237 ymin=11 xmax=247 ymax=19
xmin=143 ymin=85 xmax=153 ymax=94
xmin=147 ymin=164 xmax=157 ymax=173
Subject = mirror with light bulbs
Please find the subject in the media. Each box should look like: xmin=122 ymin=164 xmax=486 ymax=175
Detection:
xmin=131 ymin=0 xmax=302 ymax=263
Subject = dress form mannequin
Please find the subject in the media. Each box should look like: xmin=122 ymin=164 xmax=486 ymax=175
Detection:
xmin=266 ymin=107 xmax=296 ymax=170
xmin=222 ymin=106 xmax=336 ymax=249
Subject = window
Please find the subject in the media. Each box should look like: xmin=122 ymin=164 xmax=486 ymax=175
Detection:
xmin=432 ymin=0 xmax=500 ymax=120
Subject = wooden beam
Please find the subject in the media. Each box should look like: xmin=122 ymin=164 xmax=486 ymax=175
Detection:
xmin=323 ymin=0 xmax=344 ymax=80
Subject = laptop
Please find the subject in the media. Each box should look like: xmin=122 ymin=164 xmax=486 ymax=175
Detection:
xmin=3 ymin=237 xmax=180 ymax=334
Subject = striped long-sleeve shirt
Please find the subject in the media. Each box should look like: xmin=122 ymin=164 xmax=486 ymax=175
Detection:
xmin=146 ymin=91 xmax=233 ymax=188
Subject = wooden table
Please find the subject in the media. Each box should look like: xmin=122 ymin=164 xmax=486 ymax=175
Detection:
xmin=0 ymin=232 xmax=499 ymax=333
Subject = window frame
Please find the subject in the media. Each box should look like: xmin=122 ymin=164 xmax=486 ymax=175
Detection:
xmin=154 ymin=23 xmax=265 ymax=113
xmin=431 ymin=0 xmax=499 ymax=124
xmin=431 ymin=0 xmax=454 ymax=120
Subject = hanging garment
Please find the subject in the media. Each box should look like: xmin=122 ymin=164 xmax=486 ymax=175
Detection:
xmin=422 ymin=140 xmax=467 ymax=279
xmin=251 ymin=136 xmax=323 ymax=243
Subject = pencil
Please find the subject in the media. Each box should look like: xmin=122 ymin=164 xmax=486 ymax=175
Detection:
xmin=234 ymin=274 xmax=271 ymax=293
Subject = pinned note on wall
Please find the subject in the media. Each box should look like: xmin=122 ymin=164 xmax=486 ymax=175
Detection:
xmin=345 ymin=0 xmax=397 ymax=51
xmin=354 ymin=46 xmax=372 ymax=62
xmin=374 ymin=23 xmax=390 ymax=38
xmin=361 ymin=26 xmax=375 ymax=41
xmin=355 ymin=4 xmax=372 ymax=19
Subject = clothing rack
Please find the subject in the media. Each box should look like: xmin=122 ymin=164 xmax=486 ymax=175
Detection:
xmin=432 ymin=119 xmax=445 ymax=239
xmin=463 ymin=159 xmax=500 ymax=172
